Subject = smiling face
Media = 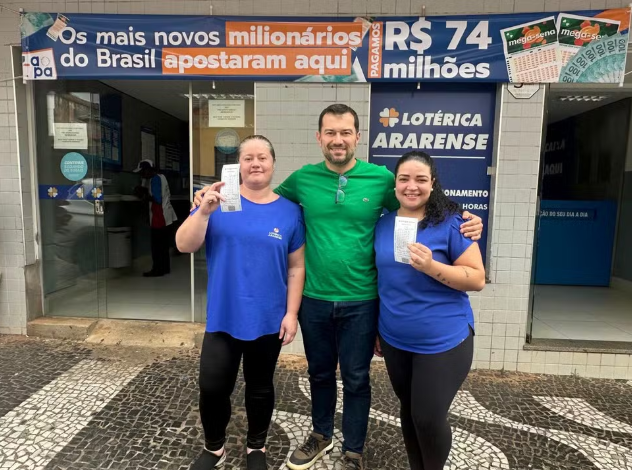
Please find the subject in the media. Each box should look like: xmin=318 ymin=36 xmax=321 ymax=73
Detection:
xmin=395 ymin=159 xmax=434 ymax=212
xmin=239 ymin=139 xmax=275 ymax=190
xmin=316 ymin=112 xmax=360 ymax=169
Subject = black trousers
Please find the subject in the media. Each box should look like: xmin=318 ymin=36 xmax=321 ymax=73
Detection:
xmin=199 ymin=331 xmax=283 ymax=451
xmin=150 ymin=226 xmax=171 ymax=274
xmin=380 ymin=329 xmax=473 ymax=470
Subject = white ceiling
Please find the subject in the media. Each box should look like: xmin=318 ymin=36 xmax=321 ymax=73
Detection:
xmin=548 ymin=83 xmax=632 ymax=123
xmin=100 ymin=78 xmax=632 ymax=126
xmin=100 ymin=80 xmax=254 ymax=121
xmin=546 ymin=48 xmax=632 ymax=123
xmin=101 ymin=80 xmax=190 ymax=121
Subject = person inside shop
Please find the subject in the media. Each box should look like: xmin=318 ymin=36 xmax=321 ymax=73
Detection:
xmin=176 ymin=135 xmax=305 ymax=470
xmin=133 ymin=159 xmax=177 ymax=277
xmin=373 ymin=150 xmax=485 ymax=470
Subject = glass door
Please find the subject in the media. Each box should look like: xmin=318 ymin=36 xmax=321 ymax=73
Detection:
xmin=33 ymin=80 xmax=106 ymax=318
xmin=191 ymin=80 xmax=255 ymax=323
xmin=99 ymin=80 xmax=191 ymax=321
xmin=525 ymin=87 xmax=549 ymax=343
xmin=32 ymin=79 xmax=194 ymax=321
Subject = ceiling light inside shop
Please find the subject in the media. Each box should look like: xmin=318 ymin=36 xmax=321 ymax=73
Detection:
xmin=558 ymin=95 xmax=608 ymax=102
xmin=181 ymin=93 xmax=255 ymax=100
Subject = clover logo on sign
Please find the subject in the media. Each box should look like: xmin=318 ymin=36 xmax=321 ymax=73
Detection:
xmin=379 ymin=107 xmax=399 ymax=128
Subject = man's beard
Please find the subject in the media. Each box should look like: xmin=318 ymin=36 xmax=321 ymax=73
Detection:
xmin=323 ymin=145 xmax=355 ymax=167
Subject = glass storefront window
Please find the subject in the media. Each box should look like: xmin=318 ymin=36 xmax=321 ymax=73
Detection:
xmin=33 ymin=80 xmax=193 ymax=321
xmin=191 ymin=81 xmax=255 ymax=323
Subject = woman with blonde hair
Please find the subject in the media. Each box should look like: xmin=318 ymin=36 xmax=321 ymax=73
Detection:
xmin=177 ymin=135 xmax=305 ymax=470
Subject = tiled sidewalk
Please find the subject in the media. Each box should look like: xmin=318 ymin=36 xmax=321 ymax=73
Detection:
xmin=1 ymin=336 xmax=632 ymax=470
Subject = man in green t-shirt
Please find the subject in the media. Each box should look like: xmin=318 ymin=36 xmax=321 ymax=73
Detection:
xmin=194 ymin=104 xmax=482 ymax=470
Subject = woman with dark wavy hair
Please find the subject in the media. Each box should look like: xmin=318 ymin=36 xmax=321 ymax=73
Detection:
xmin=373 ymin=151 xmax=485 ymax=470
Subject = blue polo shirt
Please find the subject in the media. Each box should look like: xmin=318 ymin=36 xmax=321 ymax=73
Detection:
xmin=375 ymin=211 xmax=475 ymax=354
xmin=194 ymin=195 xmax=305 ymax=340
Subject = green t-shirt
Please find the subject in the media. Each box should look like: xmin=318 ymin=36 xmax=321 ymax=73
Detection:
xmin=275 ymin=159 xmax=399 ymax=301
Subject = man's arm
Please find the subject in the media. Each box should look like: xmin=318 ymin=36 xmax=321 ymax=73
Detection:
xmin=382 ymin=170 xmax=400 ymax=212
xmin=274 ymin=171 xmax=299 ymax=204
xmin=384 ymin=186 xmax=400 ymax=212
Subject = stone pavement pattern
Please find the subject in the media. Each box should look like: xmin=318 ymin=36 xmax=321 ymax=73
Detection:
xmin=2 ymin=336 xmax=632 ymax=470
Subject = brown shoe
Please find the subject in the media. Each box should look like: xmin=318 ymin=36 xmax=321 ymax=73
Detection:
xmin=339 ymin=451 xmax=364 ymax=470
xmin=287 ymin=432 xmax=334 ymax=470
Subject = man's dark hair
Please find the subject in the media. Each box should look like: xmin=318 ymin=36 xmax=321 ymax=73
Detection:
xmin=318 ymin=104 xmax=359 ymax=133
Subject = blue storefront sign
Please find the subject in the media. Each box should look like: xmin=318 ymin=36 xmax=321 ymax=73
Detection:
xmin=369 ymin=83 xmax=495 ymax=262
xmin=20 ymin=8 xmax=631 ymax=83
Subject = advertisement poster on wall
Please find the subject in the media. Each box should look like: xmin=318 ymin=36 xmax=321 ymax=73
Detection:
xmin=20 ymin=8 xmax=631 ymax=83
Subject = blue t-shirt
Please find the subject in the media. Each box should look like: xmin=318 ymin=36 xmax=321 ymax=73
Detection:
xmin=375 ymin=211 xmax=475 ymax=354
xmin=198 ymin=195 xmax=305 ymax=340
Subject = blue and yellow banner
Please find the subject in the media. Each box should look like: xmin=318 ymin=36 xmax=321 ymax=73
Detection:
xmin=20 ymin=8 xmax=631 ymax=83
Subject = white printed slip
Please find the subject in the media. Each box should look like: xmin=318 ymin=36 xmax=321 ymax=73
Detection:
xmin=394 ymin=216 xmax=418 ymax=264
xmin=500 ymin=16 xmax=561 ymax=83
xmin=220 ymin=163 xmax=242 ymax=212
xmin=556 ymin=13 xmax=620 ymax=67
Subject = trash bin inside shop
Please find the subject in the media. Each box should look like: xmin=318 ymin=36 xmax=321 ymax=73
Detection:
xmin=107 ymin=227 xmax=132 ymax=268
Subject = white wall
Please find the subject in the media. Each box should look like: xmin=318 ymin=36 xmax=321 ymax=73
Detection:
xmin=257 ymin=82 xmax=370 ymax=188
xmin=256 ymin=82 xmax=370 ymax=354
xmin=474 ymin=86 xmax=544 ymax=371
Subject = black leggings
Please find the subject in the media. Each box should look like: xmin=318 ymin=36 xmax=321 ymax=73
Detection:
xmin=199 ymin=331 xmax=282 ymax=451
xmin=380 ymin=329 xmax=473 ymax=470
